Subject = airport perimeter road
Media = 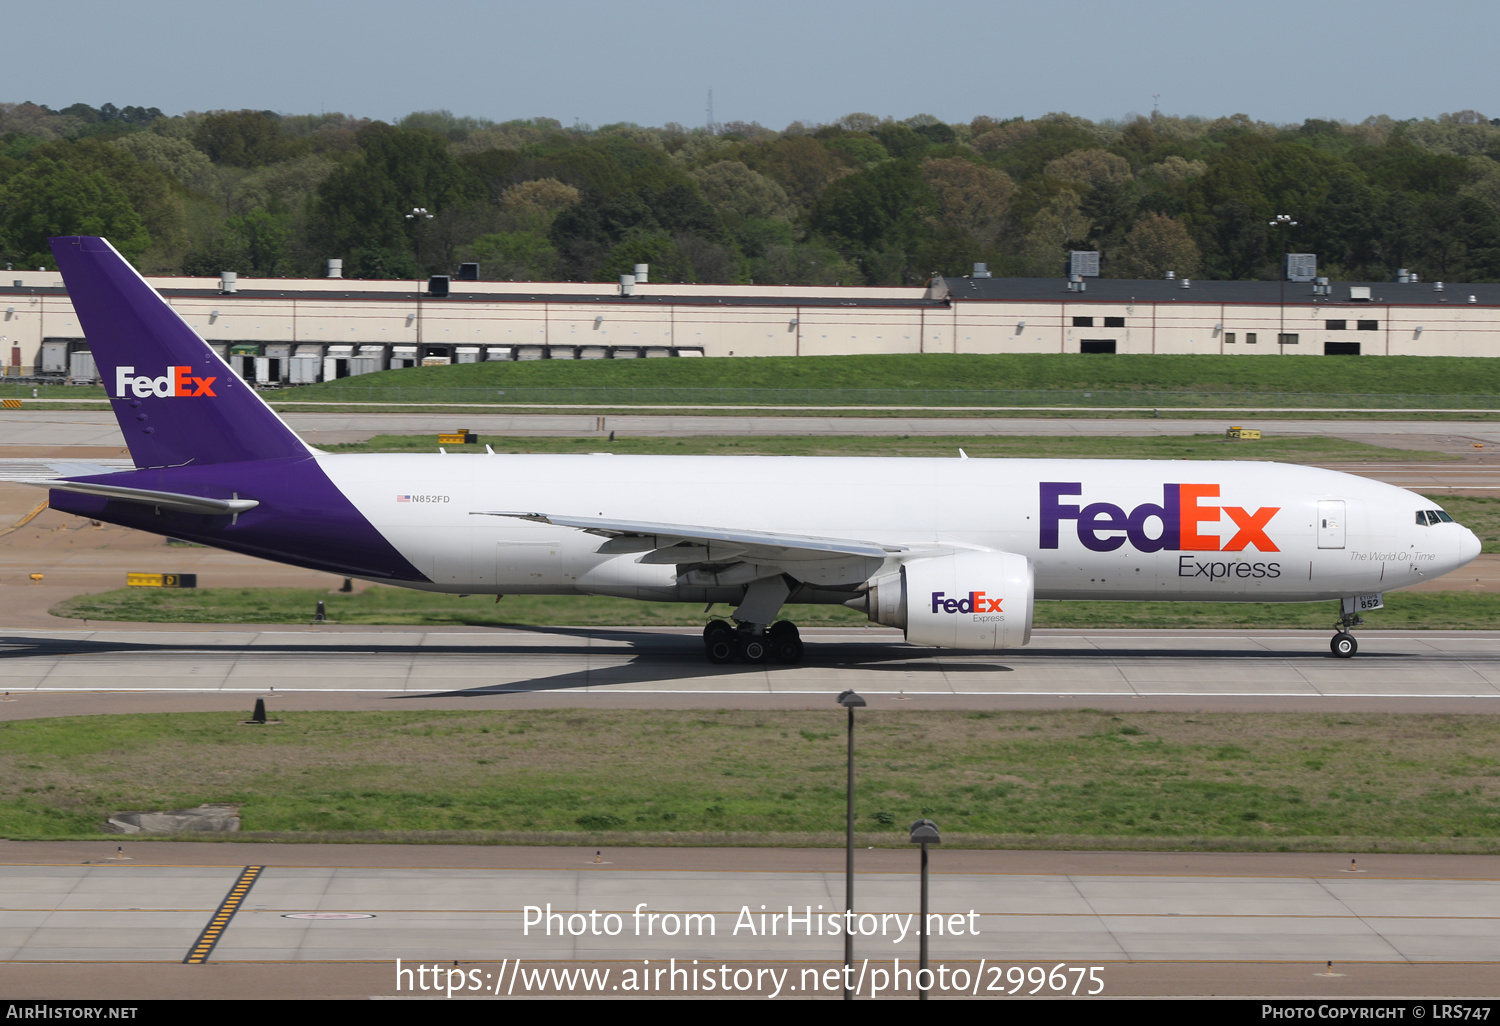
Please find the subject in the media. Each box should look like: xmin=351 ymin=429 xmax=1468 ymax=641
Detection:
xmin=273 ymin=412 xmax=1500 ymax=447
xmin=0 ymin=845 xmax=1497 ymax=998
xmin=2 ymin=626 xmax=1500 ymax=716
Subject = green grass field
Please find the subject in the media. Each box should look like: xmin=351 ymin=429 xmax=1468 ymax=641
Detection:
xmin=14 ymin=353 xmax=1500 ymax=411
xmin=49 ymin=587 xmax=1500 ymax=630
xmin=279 ymin=353 xmax=1500 ymax=400
xmin=3 ymin=709 xmax=1496 ymax=851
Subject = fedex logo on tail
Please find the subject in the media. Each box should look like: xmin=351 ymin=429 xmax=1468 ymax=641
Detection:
xmin=1041 ymin=482 xmax=1280 ymax=553
xmin=114 ymin=366 xmax=217 ymax=399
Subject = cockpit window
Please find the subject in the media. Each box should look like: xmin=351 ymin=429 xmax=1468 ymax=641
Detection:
xmin=1417 ymin=509 xmax=1454 ymax=526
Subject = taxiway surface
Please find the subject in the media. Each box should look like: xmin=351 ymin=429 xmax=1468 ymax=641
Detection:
xmin=1 ymin=844 xmax=1497 ymax=998
xmin=2 ymin=626 xmax=1499 ymax=716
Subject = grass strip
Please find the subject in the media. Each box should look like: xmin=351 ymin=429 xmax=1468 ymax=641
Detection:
xmin=2 ymin=709 xmax=1497 ymax=852
xmin=276 ymin=405 xmax=1500 ymax=421
xmin=48 ymin=587 xmax=1500 ymax=630
xmin=20 ymin=354 xmax=1500 ymax=408
xmin=281 ymin=354 xmax=1500 ymax=401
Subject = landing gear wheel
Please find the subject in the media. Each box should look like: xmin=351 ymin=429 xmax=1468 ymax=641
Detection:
xmin=737 ymin=634 xmax=771 ymax=663
xmin=1331 ymin=632 xmax=1358 ymax=658
xmin=768 ymin=621 xmax=803 ymax=664
xmin=704 ymin=620 xmax=734 ymax=664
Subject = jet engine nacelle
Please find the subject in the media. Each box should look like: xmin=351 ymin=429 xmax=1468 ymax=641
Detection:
xmin=857 ymin=550 xmax=1034 ymax=649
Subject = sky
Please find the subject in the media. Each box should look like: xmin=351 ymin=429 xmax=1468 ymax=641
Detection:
xmin=5 ymin=0 xmax=1496 ymax=130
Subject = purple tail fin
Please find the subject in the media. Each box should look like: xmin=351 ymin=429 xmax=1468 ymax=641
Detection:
xmin=49 ymin=236 xmax=309 ymax=468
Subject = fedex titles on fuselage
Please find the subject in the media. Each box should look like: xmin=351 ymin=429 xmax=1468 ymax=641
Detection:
xmin=1041 ymin=482 xmax=1281 ymax=571
xmin=113 ymin=365 xmax=217 ymax=399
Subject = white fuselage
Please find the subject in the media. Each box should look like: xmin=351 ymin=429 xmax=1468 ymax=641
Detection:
xmin=318 ymin=453 xmax=1480 ymax=604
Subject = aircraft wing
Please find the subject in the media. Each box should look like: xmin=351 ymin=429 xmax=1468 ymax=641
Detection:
xmin=472 ymin=511 xmax=907 ymax=582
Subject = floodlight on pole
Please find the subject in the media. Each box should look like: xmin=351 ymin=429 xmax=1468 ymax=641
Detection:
xmin=1269 ymin=214 xmax=1300 ymax=353
xmin=405 ymin=207 xmax=433 ymax=277
xmin=403 ymin=207 xmax=436 ymax=345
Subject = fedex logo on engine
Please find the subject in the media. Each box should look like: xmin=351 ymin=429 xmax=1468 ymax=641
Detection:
xmin=114 ymin=365 xmax=217 ymax=399
xmin=931 ymin=591 xmax=1003 ymax=614
xmin=1040 ymin=482 xmax=1280 ymax=553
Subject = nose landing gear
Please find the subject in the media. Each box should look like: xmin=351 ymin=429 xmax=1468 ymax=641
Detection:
xmin=1330 ymin=602 xmax=1364 ymax=658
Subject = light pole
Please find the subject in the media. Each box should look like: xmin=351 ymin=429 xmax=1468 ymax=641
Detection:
xmin=405 ymin=207 xmax=432 ymax=276
xmin=406 ymin=208 xmax=433 ymax=354
xmin=837 ymin=689 xmax=866 ymax=1001
xmin=909 ymin=818 xmax=941 ymax=1000
xmin=1269 ymin=213 xmax=1298 ymax=354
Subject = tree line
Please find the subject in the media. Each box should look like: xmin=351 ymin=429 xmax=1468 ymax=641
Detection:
xmin=3 ymin=101 xmax=1499 ymax=286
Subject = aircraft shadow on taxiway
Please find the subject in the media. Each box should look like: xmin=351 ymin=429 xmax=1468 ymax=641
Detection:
xmin=0 ymin=629 xmax=1406 ymax=699
xmin=0 ymin=630 xmax=1011 ymax=697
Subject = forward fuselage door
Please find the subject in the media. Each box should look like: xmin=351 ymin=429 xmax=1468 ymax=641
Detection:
xmin=1317 ymin=500 xmax=1346 ymax=549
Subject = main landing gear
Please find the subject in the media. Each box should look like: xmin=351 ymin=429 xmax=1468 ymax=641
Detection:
xmin=1331 ymin=605 xmax=1363 ymax=659
xmin=703 ymin=619 xmax=804 ymax=665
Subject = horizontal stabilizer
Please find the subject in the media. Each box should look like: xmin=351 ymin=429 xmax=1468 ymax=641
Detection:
xmin=0 ymin=458 xmax=136 ymax=482
xmin=43 ymin=480 xmax=259 ymax=516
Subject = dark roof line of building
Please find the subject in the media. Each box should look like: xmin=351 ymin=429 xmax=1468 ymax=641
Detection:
xmin=0 ymin=285 xmax=946 ymax=308
xmin=5 ymin=277 xmax=1500 ymax=307
xmin=939 ymin=275 xmax=1500 ymax=306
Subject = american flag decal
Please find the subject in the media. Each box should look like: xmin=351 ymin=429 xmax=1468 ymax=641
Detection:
xmin=396 ymin=495 xmax=411 ymax=502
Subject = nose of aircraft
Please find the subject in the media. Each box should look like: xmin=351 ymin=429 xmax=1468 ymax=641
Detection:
xmin=1459 ymin=525 xmax=1482 ymax=566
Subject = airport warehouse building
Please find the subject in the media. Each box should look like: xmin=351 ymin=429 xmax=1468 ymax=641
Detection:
xmin=4 ymin=267 xmax=1500 ymax=385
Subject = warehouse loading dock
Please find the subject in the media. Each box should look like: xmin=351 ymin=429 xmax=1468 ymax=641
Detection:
xmin=8 ymin=262 xmax=1490 ymax=384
